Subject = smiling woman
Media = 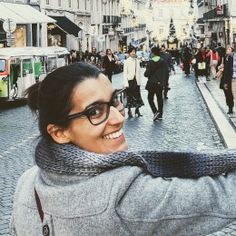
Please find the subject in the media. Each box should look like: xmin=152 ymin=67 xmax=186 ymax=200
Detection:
xmin=10 ymin=62 xmax=236 ymax=236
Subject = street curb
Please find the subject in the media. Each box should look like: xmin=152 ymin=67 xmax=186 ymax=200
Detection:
xmin=196 ymin=81 xmax=236 ymax=149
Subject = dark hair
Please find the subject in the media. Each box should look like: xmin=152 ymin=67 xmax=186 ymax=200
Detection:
xmin=106 ymin=49 xmax=112 ymax=54
xmin=151 ymin=46 xmax=161 ymax=55
xmin=25 ymin=62 xmax=101 ymax=141
xmin=128 ymin=47 xmax=136 ymax=54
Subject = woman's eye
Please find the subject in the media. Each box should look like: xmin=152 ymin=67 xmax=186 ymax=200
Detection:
xmin=88 ymin=107 xmax=101 ymax=116
xmin=87 ymin=105 xmax=104 ymax=118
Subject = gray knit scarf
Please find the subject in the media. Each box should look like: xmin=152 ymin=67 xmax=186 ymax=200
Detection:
xmin=35 ymin=138 xmax=236 ymax=178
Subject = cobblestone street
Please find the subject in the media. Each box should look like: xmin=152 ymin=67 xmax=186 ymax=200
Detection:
xmin=0 ymin=66 xmax=225 ymax=235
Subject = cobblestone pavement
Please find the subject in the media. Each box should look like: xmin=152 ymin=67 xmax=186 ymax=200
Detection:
xmin=0 ymin=66 xmax=224 ymax=235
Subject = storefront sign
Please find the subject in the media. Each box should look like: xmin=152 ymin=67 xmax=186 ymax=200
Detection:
xmin=216 ymin=5 xmax=224 ymax=16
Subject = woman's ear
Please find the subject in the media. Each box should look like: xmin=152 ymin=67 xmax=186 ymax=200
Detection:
xmin=47 ymin=124 xmax=71 ymax=144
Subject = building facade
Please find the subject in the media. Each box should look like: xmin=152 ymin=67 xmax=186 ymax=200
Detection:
xmin=196 ymin=0 xmax=236 ymax=47
xmin=0 ymin=0 xmax=150 ymax=52
xmin=0 ymin=0 xmax=55 ymax=48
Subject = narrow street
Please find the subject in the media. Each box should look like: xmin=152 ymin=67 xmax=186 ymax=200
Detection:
xmin=0 ymin=65 xmax=224 ymax=235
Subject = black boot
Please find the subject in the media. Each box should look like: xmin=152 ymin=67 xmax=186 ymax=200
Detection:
xmin=128 ymin=108 xmax=133 ymax=118
xmin=135 ymin=108 xmax=142 ymax=117
xmin=227 ymin=107 xmax=233 ymax=114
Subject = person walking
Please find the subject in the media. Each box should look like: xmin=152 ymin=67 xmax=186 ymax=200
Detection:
xmin=160 ymin=45 xmax=172 ymax=99
xmin=182 ymin=46 xmax=192 ymax=77
xmin=207 ymin=46 xmax=220 ymax=80
xmin=87 ymin=47 xmax=102 ymax=69
xmin=144 ymin=46 xmax=168 ymax=120
xmin=232 ymin=50 xmax=236 ymax=110
xmin=10 ymin=62 xmax=236 ymax=236
xmin=123 ymin=47 xmax=144 ymax=118
xmin=194 ymin=46 xmax=209 ymax=81
xmin=220 ymin=45 xmax=234 ymax=114
xmin=102 ymin=49 xmax=117 ymax=82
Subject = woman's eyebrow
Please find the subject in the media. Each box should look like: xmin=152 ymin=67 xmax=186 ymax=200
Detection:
xmin=84 ymin=90 xmax=118 ymax=109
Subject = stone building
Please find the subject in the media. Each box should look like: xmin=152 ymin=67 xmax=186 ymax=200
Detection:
xmin=0 ymin=0 xmax=150 ymax=52
xmin=196 ymin=0 xmax=236 ymax=47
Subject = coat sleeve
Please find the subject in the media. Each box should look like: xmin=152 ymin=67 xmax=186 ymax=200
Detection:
xmin=116 ymin=171 xmax=236 ymax=235
xmin=144 ymin=61 xmax=151 ymax=78
xmin=135 ymin=59 xmax=141 ymax=86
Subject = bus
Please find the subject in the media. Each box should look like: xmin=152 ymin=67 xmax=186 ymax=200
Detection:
xmin=0 ymin=47 xmax=69 ymax=104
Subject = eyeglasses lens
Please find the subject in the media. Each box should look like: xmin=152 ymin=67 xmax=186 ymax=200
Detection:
xmin=89 ymin=90 xmax=125 ymax=125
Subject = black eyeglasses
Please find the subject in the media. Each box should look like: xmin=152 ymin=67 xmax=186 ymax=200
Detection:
xmin=67 ymin=89 xmax=126 ymax=125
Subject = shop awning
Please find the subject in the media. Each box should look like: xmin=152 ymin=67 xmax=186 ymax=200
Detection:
xmin=51 ymin=16 xmax=81 ymax=38
xmin=0 ymin=2 xmax=55 ymax=24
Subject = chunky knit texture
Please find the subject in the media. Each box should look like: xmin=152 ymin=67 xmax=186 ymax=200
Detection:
xmin=35 ymin=138 xmax=236 ymax=178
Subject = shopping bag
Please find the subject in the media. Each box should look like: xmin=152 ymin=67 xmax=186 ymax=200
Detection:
xmin=197 ymin=62 xmax=206 ymax=70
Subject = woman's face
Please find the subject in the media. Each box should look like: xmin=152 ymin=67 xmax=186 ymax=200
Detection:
xmin=129 ymin=50 xmax=136 ymax=58
xmin=65 ymin=74 xmax=128 ymax=154
xmin=226 ymin=47 xmax=232 ymax=55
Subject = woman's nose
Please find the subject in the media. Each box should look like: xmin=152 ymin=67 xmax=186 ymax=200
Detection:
xmin=107 ymin=106 xmax=125 ymax=125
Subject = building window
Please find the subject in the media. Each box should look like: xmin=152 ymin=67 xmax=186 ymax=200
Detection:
xmin=69 ymin=0 xmax=72 ymax=8
xmin=46 ymin=0 xmax=50 ymax=5
xmin=85 ymin=0 xmax=87 ymax=10
xmin=77 ymin=0 xmax=79 ymax=9
xmin=58 ymin=0 xmax=61 ymax=7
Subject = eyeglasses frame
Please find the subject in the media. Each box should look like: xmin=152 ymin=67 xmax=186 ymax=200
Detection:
xmin=67 ymin=88 xmax=126 ymax=126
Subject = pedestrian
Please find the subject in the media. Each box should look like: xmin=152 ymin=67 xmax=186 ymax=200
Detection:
xmin=144 ymin=46 xmax=168 ymax=120
xmin=220 ymin=45 xmax=234 ymax=114
xmin=216 ymin=42 xmax=226 ymax=65
xmin=182 ymin=46 xmax=192 ymax=77
xmin=206 ymin=46 xmax=220 ymax=80
xmin=102 ymin=49 xmax=117 ymax=82
xmin=87 ymin=47 xmax=102 ymax=69
xmin=68 ymin=49 xmax=77 ymax=64
xmin=10 ymin=62 xmax=236 ymax=236
xmin=123 ymin=47 xmax=144 ymax=118
xmin=232 ymin=49 xmax=236 ymax=110
xmin=160 ymin=45 xmax=172 ymax=99
xmin=194 ymin=46 xmax=209 ymax=81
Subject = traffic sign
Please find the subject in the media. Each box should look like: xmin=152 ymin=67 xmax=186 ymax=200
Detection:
xmin=3 ymin=19 xmax=16 ymax=33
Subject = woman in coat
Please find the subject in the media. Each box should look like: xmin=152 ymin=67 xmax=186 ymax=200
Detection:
xmin=194 ymin=46 xmax=209 ymax=81
xmin=220 ymin=45 xmax=234 ymax=114
xmin=123 ymin=47 xmax=144 ymax=118
xmin=102 ymin=49 xmax=117 ymax=82
xmin=11 ymin=62 xmax=236 ymax=236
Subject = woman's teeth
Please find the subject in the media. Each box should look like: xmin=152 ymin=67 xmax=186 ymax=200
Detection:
xmin=103 ymin=129 xmax=123 ymax=139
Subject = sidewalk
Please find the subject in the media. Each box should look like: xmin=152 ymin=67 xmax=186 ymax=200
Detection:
xmin=196 ymin=77 xmax=236 ymax=148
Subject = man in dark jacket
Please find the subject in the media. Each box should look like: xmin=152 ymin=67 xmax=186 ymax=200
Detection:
xmin=160 ymin=45 xmax=172 ymax=99
xmin=144 ymin=47 xmax=169 ymax=120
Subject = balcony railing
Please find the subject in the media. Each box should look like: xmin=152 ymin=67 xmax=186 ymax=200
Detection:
xmin=103 ymin=15 xmax=122 ymax=24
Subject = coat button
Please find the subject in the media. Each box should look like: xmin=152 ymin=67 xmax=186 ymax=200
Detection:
xmin=42 ymin=224 xmax=50 ymax=236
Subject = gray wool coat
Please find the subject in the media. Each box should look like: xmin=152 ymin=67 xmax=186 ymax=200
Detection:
xmin=11 ymin=165 xmax=236 ymax=236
